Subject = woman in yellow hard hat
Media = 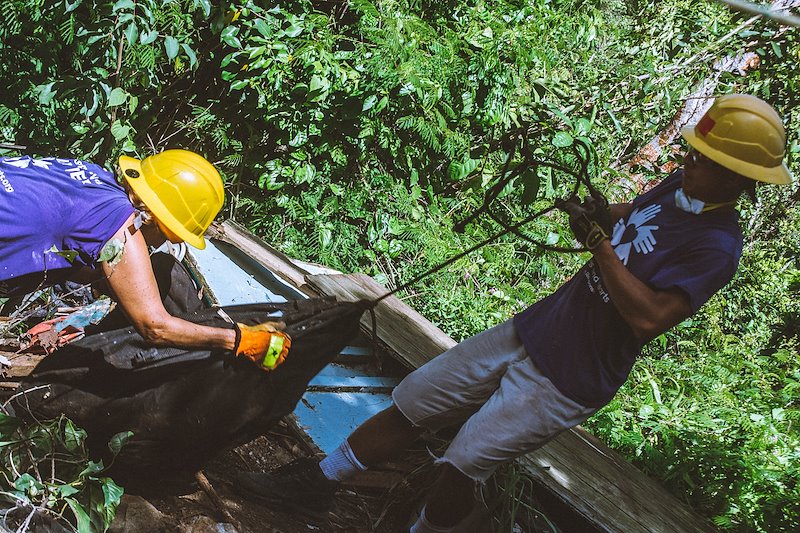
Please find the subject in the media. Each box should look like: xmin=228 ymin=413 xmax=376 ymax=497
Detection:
xmin=0 ymin=149 xmax=288 ymax=371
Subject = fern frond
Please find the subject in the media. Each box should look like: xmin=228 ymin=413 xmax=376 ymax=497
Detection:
xmin=350 ymin=0 xmax=380 ymax=20
xmin=442 ymin=130 xmax=469 ymax=160
xmin=222 ymin=153 xmax=242 ymax=168
xmin=414 ymin=118 xmax=441 ymax=151
xmin=0 ymin=105 xmax=19 ymax=125
xmin=138 ymin=45 xmax=156 ymax=70
xmin=210 ymin=128 xmax=230 ymax=150
xmin=0 ymin=2 xmax=22 ymax=39
xmin=395 ymin=116 xmax=415 ymax=132
xmin=58 ymin=14 xmax=75 ymax=45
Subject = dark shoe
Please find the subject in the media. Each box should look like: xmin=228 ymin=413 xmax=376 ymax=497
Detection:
xmin=233 ymin=457 xmax=339 ymax=518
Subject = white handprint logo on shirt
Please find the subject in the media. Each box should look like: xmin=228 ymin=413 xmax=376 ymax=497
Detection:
xmin=610 ymin=204 xmax=662 ymax=265
xmin=2 ymin=157 xmax=52 ymax=170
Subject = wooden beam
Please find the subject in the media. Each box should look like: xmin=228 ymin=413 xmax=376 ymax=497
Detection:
xmin=523 ymin=429 xmax=716 ymax=532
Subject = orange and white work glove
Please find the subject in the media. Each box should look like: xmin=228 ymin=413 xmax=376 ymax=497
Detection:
xmin=234 ymin=322 xmax=291 ymax=371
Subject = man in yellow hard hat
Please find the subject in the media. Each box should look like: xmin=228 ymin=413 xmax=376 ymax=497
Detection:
xmin=682 ymin=93 xmax=791 ymax=186
xmin=234 ymin=94 xmax=793 ymax=532
xmin=0 ymin=149 xmax=289 ymax=371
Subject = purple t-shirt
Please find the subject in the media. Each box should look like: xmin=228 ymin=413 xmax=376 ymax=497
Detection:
xmin=0 ymin=156 xmax=134 ymax=292
xmin=514 ymin=171 xmax=743 ymax=407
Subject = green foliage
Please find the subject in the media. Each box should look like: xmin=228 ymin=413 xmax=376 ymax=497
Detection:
xmin=488 ymin=462 xmax=558 ymax=532
xmin=586 ymin=209 xmax=800 ymax=531
xmin=0 ymin=411 xmax=131 ymax=532
xmin=2 ymin=0 xmax=799 ymax=531
xmin=0 ymin=0 xmax=212 ymax=159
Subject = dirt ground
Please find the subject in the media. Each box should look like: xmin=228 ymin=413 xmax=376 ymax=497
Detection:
xmin=131 ymin=429 xmax=559 ymax=533
xmin=132 ymin=432 xmax=436 ymax=533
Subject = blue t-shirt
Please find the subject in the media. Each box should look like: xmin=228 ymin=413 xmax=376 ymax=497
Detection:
xmin=0 ymin=156 xmax=135 ymax=293
xmin=514 ymin=171 xmax=743 ymax=407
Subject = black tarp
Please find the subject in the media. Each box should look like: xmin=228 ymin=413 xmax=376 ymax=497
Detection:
xmin=12 ymin=254 xmax=366 ymax=491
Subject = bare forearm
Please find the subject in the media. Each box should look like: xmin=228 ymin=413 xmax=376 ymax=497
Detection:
xmin=133 ymin=314 xmax=238 ymax=351
xmin=102 ymin=216 xmax=239 ymax=352
xmin=592 ymin=241 xmax=690 ymax=341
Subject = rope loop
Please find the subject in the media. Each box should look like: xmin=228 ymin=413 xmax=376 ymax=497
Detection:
xmin=374 ymin=120 xmax=604 ymax=304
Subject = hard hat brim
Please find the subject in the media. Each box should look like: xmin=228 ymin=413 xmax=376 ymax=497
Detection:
xmin=119 ymin=155 xmax=207 ymax=249
xmin=681 ymin=126 xmax=792 ymax=185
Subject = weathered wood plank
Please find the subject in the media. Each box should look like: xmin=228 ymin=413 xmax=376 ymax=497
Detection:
xmin=306 ymin=273 xmax=456 ymax=370
xmin=1 ymin=351 xmax=46 ymax=380
xmin=526 ymin=430 xmax=716 ymax=532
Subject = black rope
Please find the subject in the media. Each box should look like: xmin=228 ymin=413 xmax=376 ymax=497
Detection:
xmin=453 ymin=136 xmax=520 ymax=233
xmin=368 ymin=125 xmax=602 ymax=307
xmin=372 ymin=203 xmax=560 ymax=305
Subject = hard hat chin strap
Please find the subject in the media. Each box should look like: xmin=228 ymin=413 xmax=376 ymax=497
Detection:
xmin=675 ymin=188 xmax=737 ymax=214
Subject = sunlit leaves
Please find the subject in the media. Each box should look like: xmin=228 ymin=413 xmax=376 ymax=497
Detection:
xmin=362 ymin=94 xmax=378 ymax=111
xmin=0 ymin=414 xmax=130 ymax=531
xmin=140 ymin=29 xmax=158 ymax=45
xmin=36 ymin=82 xmax=57 ymax=105
xmin=110 ymin=121 xmax=130 ymax=141
xmin=124 ymin=21 xmax=138 ymax=44
xmin=164 ymin=35 xmax=179 ymax=61
xmin=107 ymin=87 xmax=128 ymax=107
xmin=2 ymin=3 xmax=798 ymax=529
xmin=193 ymin=0 xmax=211 ymax=18
xmin=112 ymin=0 xmax=135 ymax=12
xmin=448 ymin=156 xmax=479 ymax=182
xmin=63 ymin=419 xmax=87 ymax=452
xmin=0 ymin=0 xmax=211 ymax=158
xmin=220 ymin=26 xmax=241 ymax=48
xmin=552 ymin=131 xmax=574 ymax=148
xmin=181 ymin=43 xmax=197 ymax=68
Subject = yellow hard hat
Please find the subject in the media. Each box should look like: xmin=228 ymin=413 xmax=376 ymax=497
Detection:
xmin=680 ymin=94 xmax=792 ymax=185
xmin=119 ymin=149 xmax=224 ymax=249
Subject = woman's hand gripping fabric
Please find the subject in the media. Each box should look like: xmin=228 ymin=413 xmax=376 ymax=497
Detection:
xmin=234 ymin=321 xmax=291 ymax=371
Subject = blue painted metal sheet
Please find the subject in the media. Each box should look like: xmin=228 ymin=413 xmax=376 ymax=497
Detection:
xmin=190 ymin=239 xmax=303 ymax=304
xmin=338 ymin=346 xmax=372 ymax=356
xmin=294 ymin=391 xmax=395 ymax=454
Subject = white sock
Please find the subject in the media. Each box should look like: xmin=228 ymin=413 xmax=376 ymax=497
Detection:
xmin=409 ymin=507 xmax=454 ymax=533
xmin=319 ymin=440 xmax=367 ymax=481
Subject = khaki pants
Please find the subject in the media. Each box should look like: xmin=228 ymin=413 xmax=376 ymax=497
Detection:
xmin=393 ymin=319 xmax=596 ymax=482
